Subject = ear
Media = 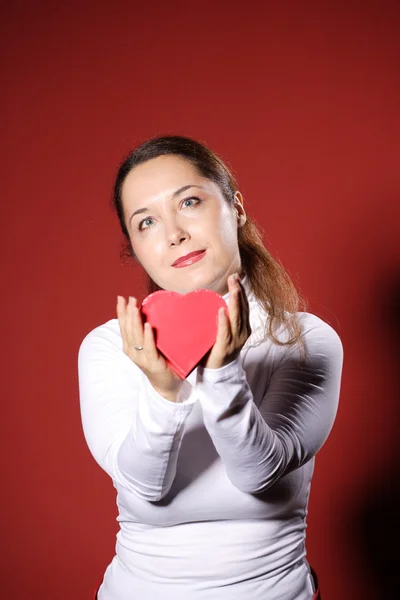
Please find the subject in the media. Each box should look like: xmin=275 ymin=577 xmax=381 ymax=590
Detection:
xmin=233 ymin=191 xmax=247 ymax=227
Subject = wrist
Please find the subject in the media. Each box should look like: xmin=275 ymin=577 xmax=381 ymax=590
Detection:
xmin=203 ymin=350 xmax=240 ymax=370
xmin=151 ymin=380 xmax=184 ymax=403
xmin=198 ymin=355 xmax=242 ymax=383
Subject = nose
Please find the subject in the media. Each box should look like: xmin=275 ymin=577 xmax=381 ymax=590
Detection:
xmin=166 ymin=221 xmax=190 ymax=247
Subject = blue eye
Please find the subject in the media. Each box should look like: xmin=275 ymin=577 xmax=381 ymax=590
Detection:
xmin=139 ymin=217 xmax=155 ymax=231
xmin=182 ymin=196 xmax=201 ymax=209
xmin=138 ymin=197 xmax=201 ymax=231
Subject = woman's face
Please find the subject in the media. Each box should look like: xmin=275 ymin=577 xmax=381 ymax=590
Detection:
xmin=121 ymin=155 xmax=246 ymax=295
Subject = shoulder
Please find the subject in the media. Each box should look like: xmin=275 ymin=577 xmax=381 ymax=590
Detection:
xmin=77 ymin=317 xmax=142 ymax=381
xmin=264 ymin=309 xmax=343 ymax=352
xmin=294 ymin=311 xmax=344 ymax=366
xmin=297 ymin=312 xmax=343 ymax=346
xmin=78 ymin=318 xmax=123 ymax=362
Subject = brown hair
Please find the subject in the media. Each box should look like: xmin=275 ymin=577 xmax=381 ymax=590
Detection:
xmin=111 ymin=135 xmax=306 ymax=348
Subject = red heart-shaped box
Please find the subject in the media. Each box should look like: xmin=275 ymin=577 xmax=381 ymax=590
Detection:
xmin=140 ymin=289 xmax=228 ymax=378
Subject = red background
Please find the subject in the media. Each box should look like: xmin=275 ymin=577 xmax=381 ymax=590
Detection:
xmin=2 ymin=2 xmax=399 ymax=599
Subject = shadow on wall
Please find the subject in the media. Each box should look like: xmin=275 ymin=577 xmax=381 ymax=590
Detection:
xmin=350 ymin=268 xmax=400 ymax=599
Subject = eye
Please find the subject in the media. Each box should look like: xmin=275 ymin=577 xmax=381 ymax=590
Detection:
xmin=181 ymin=196 xmax=201 ymax=209
xmin=138 ymin=217 xmax=155 ymax=231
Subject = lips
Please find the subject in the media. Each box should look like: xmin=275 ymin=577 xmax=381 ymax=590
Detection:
xmin=172 ymin=249 xmax=206 ymax=267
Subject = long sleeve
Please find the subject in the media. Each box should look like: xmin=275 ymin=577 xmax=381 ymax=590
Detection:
xmin=195 ymin=314 xmax=344 ymax=494
xmin=77 ymin=322 xmax=197 ymax=501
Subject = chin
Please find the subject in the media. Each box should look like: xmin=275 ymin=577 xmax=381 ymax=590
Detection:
xmin=169 ymin=277 xmax=208 ymax=295
xmin=162 ymin=267 xmax=225 ymax=295
xmin=188 ymin=272 xmax=225 ymax=294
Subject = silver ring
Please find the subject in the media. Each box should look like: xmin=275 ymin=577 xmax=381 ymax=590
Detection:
xmin=133 ymin=346 xmax=144 ymax=351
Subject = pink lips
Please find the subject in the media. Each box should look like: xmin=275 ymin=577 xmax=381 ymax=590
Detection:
xmin=172 ymin=249 xmax=206 ymax=268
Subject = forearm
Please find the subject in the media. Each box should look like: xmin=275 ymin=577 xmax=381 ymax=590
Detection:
xmin=78 ymin=330 xmax=197 ymax=502
xmin=196 ymin=322 xmax=342 ymax=495
xmin=115 ymin=377 xmax=196 ymax=501
xmin=196 ymin=358 xmax=286 ymax=494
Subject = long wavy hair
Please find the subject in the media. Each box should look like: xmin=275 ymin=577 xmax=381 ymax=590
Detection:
xmin=111 ymin=135 xmax=306 ymax=348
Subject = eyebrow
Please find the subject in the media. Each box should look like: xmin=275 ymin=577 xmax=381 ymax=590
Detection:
xmin=128 ymin=184 xmax=205 ymax=226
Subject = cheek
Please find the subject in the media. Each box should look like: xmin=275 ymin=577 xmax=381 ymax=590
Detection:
xmin=186 ymin=204 xmax=236 ymax=241
xmin=214 ymin=210 xmax=238 ymax=248
xmin=131 ymin=235 xmax=163 ymax=268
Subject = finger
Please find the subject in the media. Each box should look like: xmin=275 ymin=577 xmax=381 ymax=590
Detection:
xmin=129 ymin=296 xmax=145 ymax=348
xmin=228 ymin=276 xmax=240 ymax=334
xmin=124 ymin=296 xmax=134 ymax=344
xmin=117 ymin=296 xmax=137 ymax=355
xmin=215 ymin=306 xmax=230 ymax=346
xmin=143 ymin=321 xmax=159 ymax=361
xmin=116 ymin=295 xmax=127 ymax=320
xmin=116 ymin=295 xmax=128 ymax=338
xmin=237 ymin=278 xmax=248 ymax=307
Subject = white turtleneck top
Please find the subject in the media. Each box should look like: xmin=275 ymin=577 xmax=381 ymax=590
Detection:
xmin=77 ymin=277 xmax=343 ymax=600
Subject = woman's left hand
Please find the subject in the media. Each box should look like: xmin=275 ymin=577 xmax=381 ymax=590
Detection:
xmin=202 ymin=273 xmax=252 ymax=370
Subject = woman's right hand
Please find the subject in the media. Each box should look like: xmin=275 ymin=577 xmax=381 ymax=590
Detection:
xmin=116 ymin=295 xmax=184 ymax=402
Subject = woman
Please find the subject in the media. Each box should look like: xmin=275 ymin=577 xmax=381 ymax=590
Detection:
xmin=78 ymin=135 xmax=343 ymax=600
